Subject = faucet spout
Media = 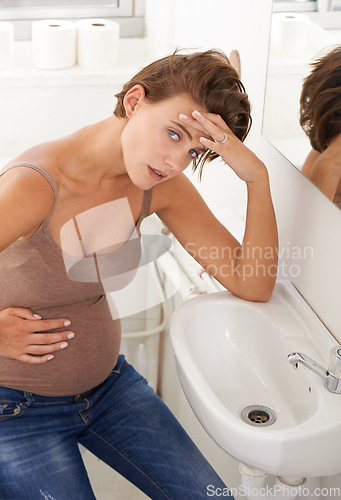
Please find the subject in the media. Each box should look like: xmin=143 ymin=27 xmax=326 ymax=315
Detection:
xmin=288 ymin=352 xmax=328 ymax=382
xmin=288 ymin=350 xmax=341 ymax=394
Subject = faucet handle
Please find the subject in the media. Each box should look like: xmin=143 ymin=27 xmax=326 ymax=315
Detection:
xmin=328 ymin=346 xmax=341 ymax=378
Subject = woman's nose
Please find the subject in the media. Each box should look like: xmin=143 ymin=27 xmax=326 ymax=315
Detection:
xmin=166 ymin=151 xmax=190 ymax=174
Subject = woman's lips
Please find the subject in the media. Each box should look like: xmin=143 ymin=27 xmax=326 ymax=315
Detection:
xmin=148 ymin=166 xmax=167 ymax=181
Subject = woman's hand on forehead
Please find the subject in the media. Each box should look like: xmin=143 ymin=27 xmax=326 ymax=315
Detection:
xmin=179 ymin=111 xmax=214 ymax=140
xmin=180 ymin=109 xmax=267 ymax=185
xmin=179 ymin=110 xmax=231 ymax=143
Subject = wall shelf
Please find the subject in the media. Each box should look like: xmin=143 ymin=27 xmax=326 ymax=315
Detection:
xmin=0 ymin=37 xmax=150 ymax=88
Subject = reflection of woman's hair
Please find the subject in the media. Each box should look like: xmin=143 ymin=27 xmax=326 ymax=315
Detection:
xmin=114 ymin=49 xmax=251 ymax=176
xmin=300 ymin=46 xmax=341 ymax=152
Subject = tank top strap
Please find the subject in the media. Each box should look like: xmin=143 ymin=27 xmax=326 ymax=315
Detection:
xmin=0 ymin=161 xmax=152 ymax=229
xmin=136 ymin=188 xmax=153 ymax=230
xmin=0 ymin=162 xmax=58 ymax=221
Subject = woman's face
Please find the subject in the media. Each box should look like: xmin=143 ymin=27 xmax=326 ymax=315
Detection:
xmin=121 ymin=90 xmax=212 ymax=190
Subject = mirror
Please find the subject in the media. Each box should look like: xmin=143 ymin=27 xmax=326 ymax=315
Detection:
xmin=262 ymin=2 xmax=341 ymax=209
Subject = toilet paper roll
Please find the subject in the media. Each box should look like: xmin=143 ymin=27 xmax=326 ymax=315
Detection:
xmin=76 ymin=18 xmax=120 ymax=70
xmin=145 ymin=0 xmax=175 ymax=59
xmin=271 ymin=13 xmax=310 ymax=58
xmin=0 ymin=22 xmax=14 ymax=70
xmin=32 ymin=20 xmax=76 ymax=70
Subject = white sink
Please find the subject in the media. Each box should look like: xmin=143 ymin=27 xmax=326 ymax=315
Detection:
xmin=170 ymin=281 xmax=341 ymax=478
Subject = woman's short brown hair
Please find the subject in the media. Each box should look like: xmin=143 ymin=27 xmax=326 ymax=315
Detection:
xmin=300 ymin=46 xmax=341 ymax=152
xmin=114 ymin=49 xmax=252 ymax=177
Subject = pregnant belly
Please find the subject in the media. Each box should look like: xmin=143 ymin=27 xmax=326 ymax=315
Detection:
xmin=0 ymin=295 xmax=121 ymax=397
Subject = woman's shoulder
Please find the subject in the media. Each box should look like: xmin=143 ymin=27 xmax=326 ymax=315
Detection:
xmin=1 ymin=160 xmax=55 ymax=200
xmin=1 ymin=141 xmax=60 ymax=211
xmin=149 ymin=172 xmax=204 ymax=215
xmin=0 ymin=159 xmax=56 ymax=251
xmin=4 ymin=137 xmax=62 ymax=178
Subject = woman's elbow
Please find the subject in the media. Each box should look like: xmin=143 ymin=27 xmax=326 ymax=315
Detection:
xmin=228 ymin=279 xmax=276 ymax=303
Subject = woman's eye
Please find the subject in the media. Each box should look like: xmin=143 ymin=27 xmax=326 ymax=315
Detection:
xmin=189 ymin=148 xmax=199 ymax=159
xmin=168 ymin=130 xmax=180 ymax=141
xmin=168 ymin=130 xmax=198 ymax=159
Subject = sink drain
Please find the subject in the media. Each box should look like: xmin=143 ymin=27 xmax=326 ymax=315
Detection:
xmin=241 ymin=405 xmax=277 ymax=427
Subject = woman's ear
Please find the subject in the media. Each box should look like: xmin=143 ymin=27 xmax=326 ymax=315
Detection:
xmin=123 ymin=84 xmax=146 ymax=118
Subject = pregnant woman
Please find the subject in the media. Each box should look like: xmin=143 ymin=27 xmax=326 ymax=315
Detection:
xmin=0 ymin=49 xmax=277 ymax=499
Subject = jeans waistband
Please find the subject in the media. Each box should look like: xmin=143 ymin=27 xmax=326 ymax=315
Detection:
xmin=1 ymin=354 xmax=127 ymax=405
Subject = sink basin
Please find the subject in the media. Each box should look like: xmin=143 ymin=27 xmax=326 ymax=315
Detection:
xmin=170 ymin=281 xmax=341 ymax=478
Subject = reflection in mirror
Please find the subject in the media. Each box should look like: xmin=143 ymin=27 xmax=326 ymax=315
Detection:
xmin=263 ymin=2 xmax=341 ymax=209
xmin=300 ymin=47 xmax=341 ymax=207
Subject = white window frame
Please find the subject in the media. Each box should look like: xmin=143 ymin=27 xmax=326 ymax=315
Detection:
xmin=273 ymin=1 xmax=316 ymax=12
xmin=0 ymin=0 xmax=145 ymax=39
xmin=273 ymin=0 xmax=341 ymax=12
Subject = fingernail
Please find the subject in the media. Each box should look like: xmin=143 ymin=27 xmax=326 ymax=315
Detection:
xmin=60 ymin=342 xmax=68 ymax=349
xmin=33 ymin=314 xmax=42 ymax=319
xmin=179 ymin=113 xmax=188 ymax=120
xmin=47 ymin=355 xmax=54 ymax=361
xmin=200 ymin=137 xmax=208 ymax=143
xmin=67 ymin=332 xmax=75 ymax=339
xmin=193 ymin=110 xmax=202 ymax=117
xmin=64 ymin=320 xmax=71 ymax=326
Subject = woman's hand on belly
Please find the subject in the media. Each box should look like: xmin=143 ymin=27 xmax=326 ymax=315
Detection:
xmin=0 ymin=307 xmax=75 ymax=364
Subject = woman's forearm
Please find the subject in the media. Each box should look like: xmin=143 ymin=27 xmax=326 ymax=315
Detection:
xmin=233 ymin=170 xmax=278 ymax=301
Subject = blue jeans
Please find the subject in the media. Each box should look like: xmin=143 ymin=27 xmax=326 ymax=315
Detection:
xmin=0 ymin=355 xmax=232 ymax=499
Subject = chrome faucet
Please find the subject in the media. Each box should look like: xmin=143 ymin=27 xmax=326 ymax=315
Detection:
xmin=288 ymin=346 xmax=341 ymax=394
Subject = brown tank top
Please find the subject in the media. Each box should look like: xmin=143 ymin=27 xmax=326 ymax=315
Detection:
xmin=0 ymin=163 xmax=152 ymax=396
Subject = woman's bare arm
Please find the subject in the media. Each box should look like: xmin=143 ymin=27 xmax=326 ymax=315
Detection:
xmin=0 ymin=167 xmax=75 ymax=363
xmin=154 ymin=110 xmax=278 ymax=302
xmin=0 ymin=167 xmax=55 ymax=251
xmin=156 ymin=171 xmax=277 ymax=302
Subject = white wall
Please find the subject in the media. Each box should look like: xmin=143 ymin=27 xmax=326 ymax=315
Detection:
xmin=2 ymin=2 xmax=340 ymax=491
xmin=177 ymin=0 xmax=341 ymax=344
